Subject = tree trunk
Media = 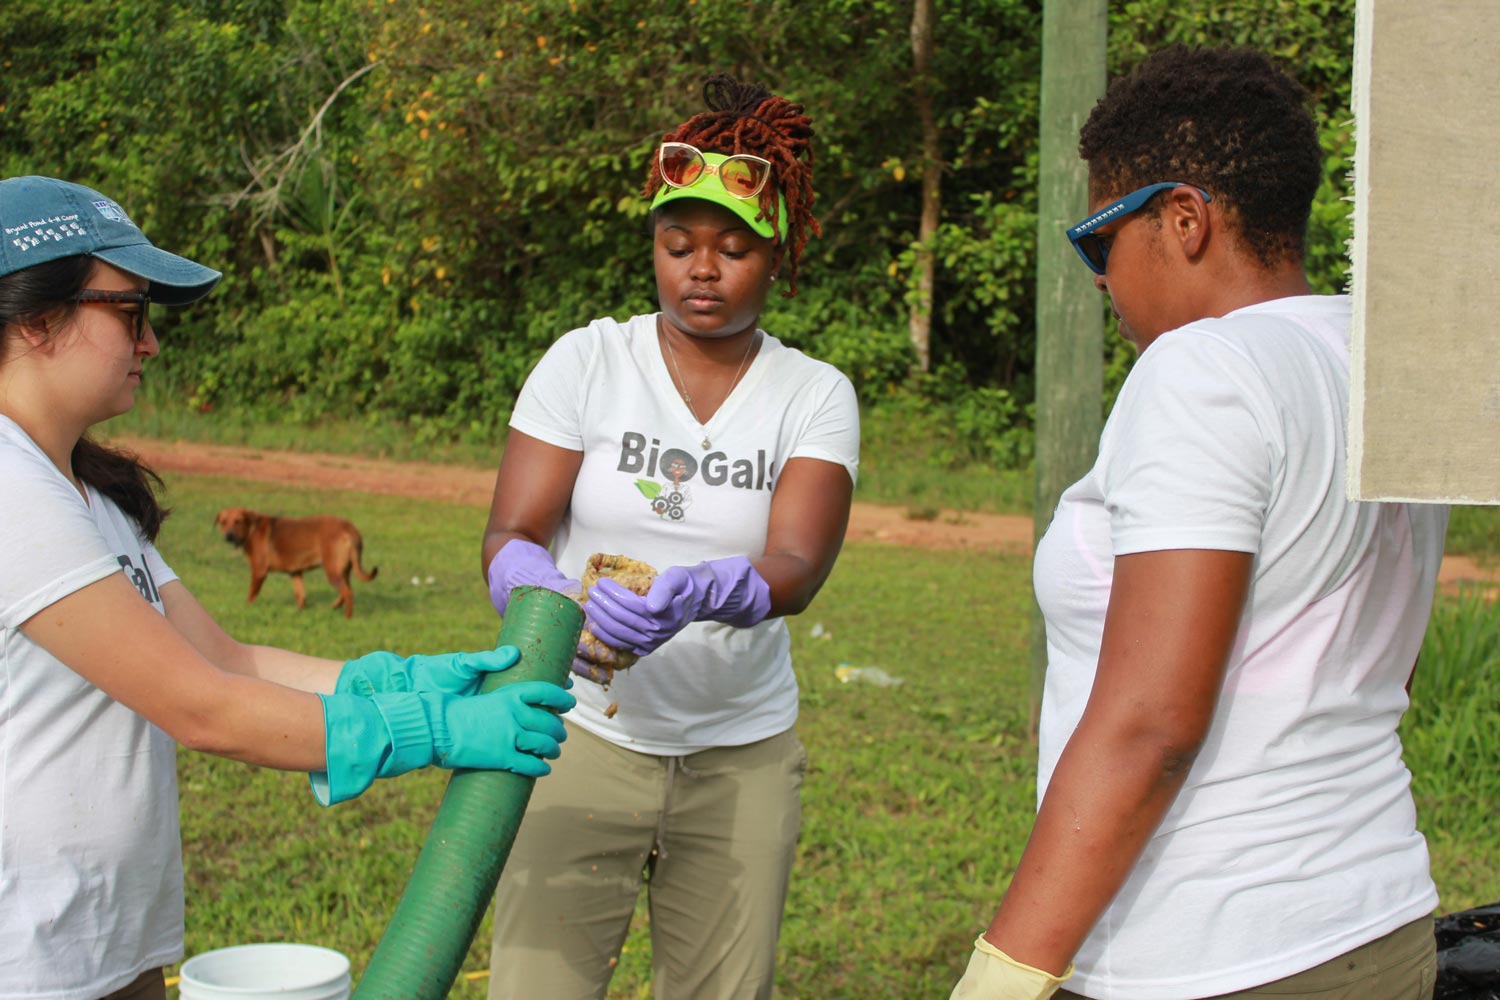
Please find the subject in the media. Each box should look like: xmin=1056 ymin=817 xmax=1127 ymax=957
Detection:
xmin=1031 ymin=0 xmax=1108 ymax=738
xmin=908 ymin=0 xmax=938 ymax=373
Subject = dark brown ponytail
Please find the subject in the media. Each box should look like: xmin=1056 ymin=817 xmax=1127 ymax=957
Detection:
xmin=71 ymin=436 xmax=170 ymax=542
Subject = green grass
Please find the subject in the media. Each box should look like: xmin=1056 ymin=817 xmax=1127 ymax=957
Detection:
xmin=1401 ymin=587 xmax=1500 ymax=910
xmin=851 ymin=405 xmax=1033 ymax=515
xmin=109 ymin=395 xmax=509 ymax=469
xmin=153 ymin=473 xmax=1499 ymax=997
xmin=159 ymin=473 xmax=1038 ymax=997
xmin=1447 ymin=505 xmax=1500 ymax=567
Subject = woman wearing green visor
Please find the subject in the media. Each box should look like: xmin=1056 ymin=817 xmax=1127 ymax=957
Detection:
xmin=480 ymin=74 xmax=859 ymax=999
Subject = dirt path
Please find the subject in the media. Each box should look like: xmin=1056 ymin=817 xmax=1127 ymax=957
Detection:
xmin=108 ymin=434 xmax=1497 ymax=590
xmin=107 ymin=434 xmax=1036 ymax=554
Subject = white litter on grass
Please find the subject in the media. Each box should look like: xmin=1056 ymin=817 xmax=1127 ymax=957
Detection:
xmin=809 ymin=623 xmax=832 ymax=640
xmin=835 ymin=663 xmax=904 ymax=687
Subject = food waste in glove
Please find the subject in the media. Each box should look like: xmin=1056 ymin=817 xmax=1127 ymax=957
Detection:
xmin=576 ymin=553 xmax=657 ymax=690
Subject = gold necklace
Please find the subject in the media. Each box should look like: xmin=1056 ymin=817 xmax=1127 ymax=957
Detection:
xmin=659 ymin=320 xmax=759 ymax=450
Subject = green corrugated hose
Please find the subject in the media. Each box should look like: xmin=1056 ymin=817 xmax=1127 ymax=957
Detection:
xmin=352 ymin=586 xmax=583 ymax=998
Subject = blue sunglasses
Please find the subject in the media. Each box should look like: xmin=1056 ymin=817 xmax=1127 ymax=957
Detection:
xmin=1066 ymin=182 xmax=1213 ymax=275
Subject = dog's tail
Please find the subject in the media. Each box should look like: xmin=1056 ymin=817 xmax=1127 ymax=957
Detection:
xmin=352 ymin=537 xmax=379 ymax=582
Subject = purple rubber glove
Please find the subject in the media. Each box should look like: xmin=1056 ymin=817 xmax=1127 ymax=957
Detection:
xmin=487 ymin=538 xmax=581 ymax=616
xmin=570 ymin=654 xmax=614 ymax=686
xmin=583 ymin=556 xmax=771 ymax=657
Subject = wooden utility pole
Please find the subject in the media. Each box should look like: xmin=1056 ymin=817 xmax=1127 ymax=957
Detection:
xmin=1030 ymin=0 xmax=1107 ymax=737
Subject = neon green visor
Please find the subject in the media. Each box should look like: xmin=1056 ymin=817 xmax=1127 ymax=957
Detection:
xmin=649 ymin=145 xmax=787 ymax=240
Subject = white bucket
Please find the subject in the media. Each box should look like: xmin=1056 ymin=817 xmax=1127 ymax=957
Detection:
xmin=178 ymin=943 xmax=351 ymax=999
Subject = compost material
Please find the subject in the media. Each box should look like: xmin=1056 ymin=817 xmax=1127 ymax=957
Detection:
xmin=576 ymin=553 xmax=658 ymax=685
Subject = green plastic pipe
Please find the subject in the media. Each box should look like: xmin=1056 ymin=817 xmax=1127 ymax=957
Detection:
xmin=352 ymin=585 xmax=583 ymax=998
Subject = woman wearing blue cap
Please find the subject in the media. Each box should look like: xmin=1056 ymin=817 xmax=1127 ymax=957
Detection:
xmin=0 ymin=175 xmax=576 ymax=1000
xmin=481 ymin=75 xmax=859 ymax=999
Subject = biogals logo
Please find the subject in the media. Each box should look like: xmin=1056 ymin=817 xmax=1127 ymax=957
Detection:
xmin=617 ymin=431 xmax=776 ymax=523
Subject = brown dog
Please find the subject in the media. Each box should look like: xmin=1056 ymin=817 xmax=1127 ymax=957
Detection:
xmin=214 ymin=506 xmax=378 ymax=618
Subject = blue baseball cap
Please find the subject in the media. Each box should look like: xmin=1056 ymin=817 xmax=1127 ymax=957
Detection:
xmin=0 ymin=175 xmax=221 ymax=305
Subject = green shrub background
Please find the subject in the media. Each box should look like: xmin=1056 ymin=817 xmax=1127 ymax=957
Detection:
xmin=2 ymin=0 xmax=1357 ymax=464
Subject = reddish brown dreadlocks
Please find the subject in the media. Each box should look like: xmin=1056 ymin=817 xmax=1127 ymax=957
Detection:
xmin=644 ymin=73 xmax=820 ymax=296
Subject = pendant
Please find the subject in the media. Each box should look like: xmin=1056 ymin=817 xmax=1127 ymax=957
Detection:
xmin=701 ymin=437 xmax=711 ymax=450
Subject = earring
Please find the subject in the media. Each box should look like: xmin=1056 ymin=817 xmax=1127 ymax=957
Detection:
xmin=770 ymin=273 xmax=779 ymax=283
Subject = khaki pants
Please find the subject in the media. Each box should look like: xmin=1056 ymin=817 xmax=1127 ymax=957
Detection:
xmin=98 ymin=968 xmax=165 ymax=1000
xmin=1058 ymin=916 xmax=1436 ymax=1000
xmin=488 ymin=721 xmax=807 ymax=1000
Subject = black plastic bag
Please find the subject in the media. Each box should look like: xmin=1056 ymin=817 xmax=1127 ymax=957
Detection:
xmin=1436 ymin=903 xmax=1500 ymax=1000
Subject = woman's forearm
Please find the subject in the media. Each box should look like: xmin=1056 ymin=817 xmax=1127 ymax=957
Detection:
xmin=985 ymin=548 xmax=1253 ymax=974
xmin=171 ymin=671 xmax=330 ymax=770
xmin=28 ymin=575 xmax=333 ymax=771
xmin=984 ymin=709 xmax=1200 ymax=972
xmin=217 ymin=643 xmax=344 ymax=693
xmin=161 ymin=581 xmax=342 ymax=692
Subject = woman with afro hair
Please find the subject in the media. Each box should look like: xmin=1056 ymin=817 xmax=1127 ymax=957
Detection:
xmin=952 ymin=45 xmax=1447 ymax=1000
xmin=481 ymin=74 xmax=858 ymax=999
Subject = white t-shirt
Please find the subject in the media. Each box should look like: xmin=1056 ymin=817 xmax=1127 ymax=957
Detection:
xmin=1034 ymin=296 xmax=1448 ymax=999
xmin=0 ymin=418 xmax=184 ymax=999
xmin=509 ymin=313 xmax=860 ymax=754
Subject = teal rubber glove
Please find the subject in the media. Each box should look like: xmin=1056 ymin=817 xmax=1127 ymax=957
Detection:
xmin=310 ymin=682 xmax=576 ymax=806
xmin=336 ymin=645 xmax=522 ymax=698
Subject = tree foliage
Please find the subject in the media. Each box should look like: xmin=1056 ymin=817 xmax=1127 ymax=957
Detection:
xmin=0 ymin=0 xmax=1359 ymax=461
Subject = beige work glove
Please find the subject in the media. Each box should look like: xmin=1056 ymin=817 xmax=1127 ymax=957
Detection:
xmin=950 ymin=936 xmax=1073 ymax=1000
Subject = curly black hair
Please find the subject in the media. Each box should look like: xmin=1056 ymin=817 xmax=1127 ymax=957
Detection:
xmin=1078 ymin=45 xmax=1321 ymax=268
xmin=644 ymin=72 xmax=820 ymax=296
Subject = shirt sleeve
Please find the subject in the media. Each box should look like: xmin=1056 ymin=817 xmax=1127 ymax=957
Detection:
xmin=1101 ymin=331 xmax=1276 ymax=556
xmin=788 ymin=369 xmax=861 ymax=486
xmin=507 ymin=326 xmax=595 ymax=451
xmin=0 ymin=448 xmax=120 ymax=628
xmin=142 ymin=541 xmax=178 ymax=593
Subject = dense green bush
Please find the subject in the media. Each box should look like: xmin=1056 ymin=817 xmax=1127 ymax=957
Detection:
xmin=1 ymin=0 xmax=1360 ymax=465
